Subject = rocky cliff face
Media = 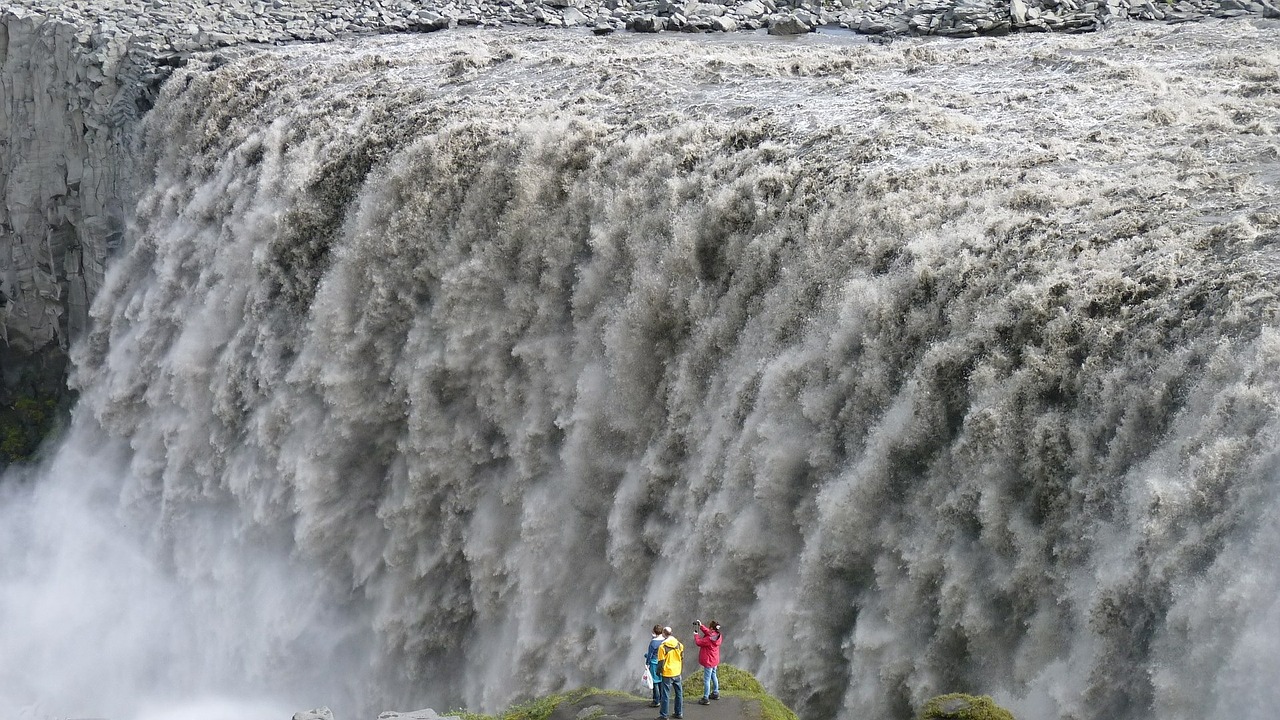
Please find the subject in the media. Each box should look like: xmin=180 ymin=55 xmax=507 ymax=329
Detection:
xmin=0 ymin=7 xmax=164 ymax=368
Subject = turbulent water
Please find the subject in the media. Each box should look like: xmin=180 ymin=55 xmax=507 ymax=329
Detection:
xmin=3 ymin=19 xmax=1280 ymax=720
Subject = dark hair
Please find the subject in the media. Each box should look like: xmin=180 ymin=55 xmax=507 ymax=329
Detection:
xmin=709 ymin=621 xmax=721 ymax=633
xmin=653 ymin=624 xmax=664 ymax=635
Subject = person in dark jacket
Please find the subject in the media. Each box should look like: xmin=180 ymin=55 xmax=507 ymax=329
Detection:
xmin=644 ymin=625 xmax=664 ymax=707
xmin=693 ymin=620 xmax=723 ymax=704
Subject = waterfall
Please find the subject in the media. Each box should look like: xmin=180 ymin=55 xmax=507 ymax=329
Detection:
xmin=3 ymin=21 xmax=1280 ymax=720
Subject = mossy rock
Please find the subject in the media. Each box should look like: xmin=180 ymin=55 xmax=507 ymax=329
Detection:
xmin=444 ymin=666 xmax=798 ymax=720
xmin=686 ymin=664 xmax=796 ymax=720
xmin=0 ymin=346 xmax=74 ymax=469
xmin=445 ymin=687 xmax=639 ymax=720
xmin=0 ymin=396 xmax=59 ymax=465
xmin=921 ymin=693 xmax=1016 ymax=720
xmin=686 ymin=663 xmax=767 ymax=695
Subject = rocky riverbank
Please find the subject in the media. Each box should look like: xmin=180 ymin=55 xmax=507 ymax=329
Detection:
xmin=5 ymin=0 xmax=1280 ymax=51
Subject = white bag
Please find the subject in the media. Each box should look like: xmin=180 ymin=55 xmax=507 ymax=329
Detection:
xmin=641 ymin=665 xmax=654 ymax=690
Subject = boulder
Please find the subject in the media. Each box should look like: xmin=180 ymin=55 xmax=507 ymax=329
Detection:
xmin=766 ymin=11 xmax=811 ymax=32
xmin=379 ymin=710 xmax=444 ymax=720
xmin=920 ymin=694 xmax=1016 ymax=720
xmin=627 ymin=13 xmax=667 ymax=29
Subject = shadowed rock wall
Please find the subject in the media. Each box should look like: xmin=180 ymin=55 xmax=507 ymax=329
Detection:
xmin=0 ymin=8 xmax=153 ymax=360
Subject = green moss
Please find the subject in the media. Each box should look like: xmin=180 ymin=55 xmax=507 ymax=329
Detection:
xmin=0 ymin=395 xmax=58 ymax=465
xmin=921 ymin=693 xmax=1016 ymax=720
xmin=686 ymin=664 xmax=798 ymax=720
xmin=445 ymin=687 xmax=640 ymax=720
xmin=752 ymin=691 xmax=801 ymax=720
xmin=445 ymin=666 xmax=796 ymax=720
xmin=687 ymin=663 xmax=767 ymax=695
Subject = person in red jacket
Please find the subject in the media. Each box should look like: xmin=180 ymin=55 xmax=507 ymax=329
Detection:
xmin=693 ymin=620 xmax=723 ymax=704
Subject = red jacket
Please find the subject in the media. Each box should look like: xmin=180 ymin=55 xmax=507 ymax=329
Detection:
xmin=695 ymin=624 xmax=722 ymax=667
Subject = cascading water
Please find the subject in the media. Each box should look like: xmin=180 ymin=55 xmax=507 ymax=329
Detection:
xmin=2 ymin=20 xmax=1280 ymax=720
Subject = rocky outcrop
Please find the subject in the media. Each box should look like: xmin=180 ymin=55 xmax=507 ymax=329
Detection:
xmin=0 ymin=6 xmax=169 ymax=368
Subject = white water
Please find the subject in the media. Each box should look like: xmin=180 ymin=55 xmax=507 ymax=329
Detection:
xmin=3 ymin=20 xmax=1280 ymax=720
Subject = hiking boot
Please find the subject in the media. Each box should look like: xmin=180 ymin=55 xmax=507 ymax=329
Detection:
xmin=709 ymin=693 xmax=719 ymax=700
xmin=673 ymin=715 xmax=683 ymax=718
xmin=648 ymin=702 xmax=660 ymax=708
xmin=698 ymin=699 xmax=711 ymax=706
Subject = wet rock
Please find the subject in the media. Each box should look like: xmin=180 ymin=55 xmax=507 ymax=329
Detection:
xmin=627 ymin=12 xmax=667 ymax=28
xmin=379 ymin=710 xmax=443 ymax=720
xmin=767 ymin=11 xmax=812 ymax=31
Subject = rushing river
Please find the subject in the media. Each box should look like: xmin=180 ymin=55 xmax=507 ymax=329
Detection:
xmin=2 ymin=19 xmax=1279 ymax=720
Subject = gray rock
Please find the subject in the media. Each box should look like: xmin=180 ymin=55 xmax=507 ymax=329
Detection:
xmin=379 ymin=710 xmax=443 ymax=720
xmin=793 ymin=7 xmax=820 ymax=23
xmin=766 ymin=10 xmax=811 ymax=31
xmin=294 ymin=710 xmax=336 ymax=720
xmin=627 ymin=12 xmax=667 ymax=28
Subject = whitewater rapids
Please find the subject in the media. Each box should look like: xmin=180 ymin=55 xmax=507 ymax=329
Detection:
xmin=2 ymin=19 xmax=1280 ymax=720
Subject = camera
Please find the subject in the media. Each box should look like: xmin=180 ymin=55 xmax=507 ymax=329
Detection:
xmin=692 ymin=620 xmax=700 ymax=626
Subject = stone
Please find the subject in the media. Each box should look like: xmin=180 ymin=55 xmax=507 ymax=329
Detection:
xmin=766 ymin=11 xmax=811 ymax=31
xmin=294 ymin=710 xmax=336 ymax=720
xmin=379 ymin=710 xmax=443 ymax=720
xmin=626 ymin=12 xmax=666 ymax=28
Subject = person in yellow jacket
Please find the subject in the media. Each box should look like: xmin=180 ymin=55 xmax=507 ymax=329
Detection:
xmin=655 ymin=626 xmax=684 ymax=720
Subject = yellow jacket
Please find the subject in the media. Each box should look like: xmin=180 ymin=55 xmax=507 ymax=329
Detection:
xmin=657 ymin=635 xmax=684 ymax=677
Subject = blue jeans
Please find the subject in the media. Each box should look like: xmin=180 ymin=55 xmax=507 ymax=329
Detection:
xmin=650 ymin=664 xmax=661 ymax=703
xmin=702 ymin=665 xmax=719 ymax=698
xmin=659 ymin=674 xmax=683 ymax=717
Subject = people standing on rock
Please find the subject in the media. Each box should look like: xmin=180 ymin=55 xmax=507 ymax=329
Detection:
xmin=645 ymin=624 xmax=665 ymax=707
xmin=656 ymin=626 xmax=684 ymax=720
xmin=693 ymin=620 xmax=722 ymax=704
